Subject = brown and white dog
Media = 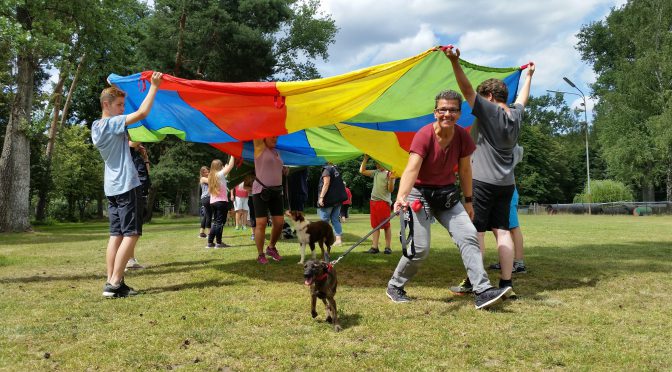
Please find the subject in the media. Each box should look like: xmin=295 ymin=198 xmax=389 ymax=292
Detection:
xmin=286 ymin=211 xmax=335 ymax=264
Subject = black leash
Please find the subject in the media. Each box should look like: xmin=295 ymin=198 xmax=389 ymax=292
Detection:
xmin=330 ymin=210 xmax=401 ymax=265
xmin=399 ymin=207 xmax=416 ymax=259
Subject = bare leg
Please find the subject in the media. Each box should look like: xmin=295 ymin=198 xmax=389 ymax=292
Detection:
xmin=493 ymin=229 xmax=514 ymax=281
xmin=371 ymin=229 xmax=380 ymax=248
xmin=511 ymin=226 xmax=524 ymax=260
xmin=269 ymin=215 xmax=284 ymax=247
xmin=477 ymin=232 xmax=486 ymax=258
xmin=255 ymin=217 xmax=268 ymax=255
xmin=384 ymin=226 xmax=392 ymax=248
xmin=109 ymin=236 xmax=139 ymax=285
xmin=106 ymin=236 xmax=123 ymax=282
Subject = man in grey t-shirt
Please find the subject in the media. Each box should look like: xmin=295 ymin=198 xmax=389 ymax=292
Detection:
xmin=92 ymin=71 xmax=163 ymax=298
xmin=446 ymin=47 xmax=535 ymax=294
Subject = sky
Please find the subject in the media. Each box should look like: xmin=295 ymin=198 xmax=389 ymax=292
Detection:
xmin=313 ymin=0 xmax=627 ymax=111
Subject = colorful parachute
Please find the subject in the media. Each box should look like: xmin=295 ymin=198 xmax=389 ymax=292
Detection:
xmin=108 ymin=47 xmax=526 ymax=173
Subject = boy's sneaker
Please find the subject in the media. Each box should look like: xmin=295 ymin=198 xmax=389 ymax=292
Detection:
xmin=499 ymin=284 xmax=518 ymax=300
xmin=364 ymin=247 xmax=380 ymax=254
xmin=513 ymin=264 xmax=527 ymax=274
xmin=450 ymin=278 xmax=473 ymax=295
xmin=383 ymin=247 xmax=392 ymax=255
xmin=474 ymin=287 xmax=512 ymax=310
xmin=103 ymin=281 xmax=137 ymax=298
xmin=119 ymin=279 xmax=138 ymax=296
xmin=257 ymin=254 xmax=268 ymax=264
xmin=386 ymin=285 xmax=411 ymax=303
xmin=215 ymin=243 xmax=230 ymax=249
xmin=250 ymin=234 xmax=255 ymax=240
xmin=199 ymin=233 xmax=207 ymax=238
xmin=125 ymin=258 xmax=144 ymax=270
xmin=489 ymin=262 xmax=528 ymax=274
xmin=266 ymin=246 xmax=282 ymax=261
xmin=488 ymin=262 xmax=501 ymax=270
xmin=205 ymin=243 xmax=215 ymax=249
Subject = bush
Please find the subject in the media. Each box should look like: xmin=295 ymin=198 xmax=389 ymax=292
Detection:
xmin=573 ymin=180 xmax=634 ymax=203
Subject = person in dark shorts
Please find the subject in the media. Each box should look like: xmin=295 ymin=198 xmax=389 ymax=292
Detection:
xmin=447 ymin=47 xmax=534 ymax=295
xmin=91 ymin=71 xmax=163 ymax=298
xmin=125 ymin=141 xmax=151 ymax=270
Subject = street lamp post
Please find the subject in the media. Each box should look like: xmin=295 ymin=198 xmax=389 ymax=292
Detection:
xmin=547 ymin=77 xmax=592 ymax=214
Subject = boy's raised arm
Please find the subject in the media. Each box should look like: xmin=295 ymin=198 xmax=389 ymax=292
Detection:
xmin=126 ymin=71 xmax=163 ymax=126
xmin=445 ymin=48 xmax=476 ymax=107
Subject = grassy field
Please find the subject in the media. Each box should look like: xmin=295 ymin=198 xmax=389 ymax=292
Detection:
xmin=1 ymin=214 xmax=671 ymax=371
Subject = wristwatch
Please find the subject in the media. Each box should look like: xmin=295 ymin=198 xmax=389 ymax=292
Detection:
xmin=464 ymin=196 xmax=473 ymax=203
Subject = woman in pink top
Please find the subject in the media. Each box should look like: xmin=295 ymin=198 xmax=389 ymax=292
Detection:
xmin=252 ymin=137 xmax=287 ymax=264
xmin=207 ymin=156 xmax=235 ymax=248
xmin=233 ymin=182 xmax=249 ymax=230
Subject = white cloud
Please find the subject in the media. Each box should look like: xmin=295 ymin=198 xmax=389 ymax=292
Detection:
xmin=316 ymin=0 xmax=627 ymax=100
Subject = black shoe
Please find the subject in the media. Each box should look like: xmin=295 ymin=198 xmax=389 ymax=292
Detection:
xmin=364 ymin=247 xmax=380 ymax=254
xmin=383 ymin=247 xmax=392 ymax=254
xmin=386 ymin=286 xmax=411 ymax=303
xmin=102 ymin=282 xmax=134 ymax=298
xmin=474 ymin=287 xmax=512 ymax=310
xmin=488 ymin=262 xmax=501 ymax=270
xmin=199 ymin=233 xmax=207 ymax=238
xmin=513 ymin=265 xmax=527 ymax=274
xmin=119 ymin=279 xmax=138 ymax=296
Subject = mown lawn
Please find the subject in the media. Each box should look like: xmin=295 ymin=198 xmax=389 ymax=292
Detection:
xmin=1 ymin=214 xmax=671 ymax=370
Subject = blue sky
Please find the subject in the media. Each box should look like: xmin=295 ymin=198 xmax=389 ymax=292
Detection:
xmin=314 ymin=0 xmax=627 ymax=111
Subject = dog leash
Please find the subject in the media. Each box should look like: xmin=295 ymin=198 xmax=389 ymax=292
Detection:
xmin=330 ymin=210 xmax=401 ymax=266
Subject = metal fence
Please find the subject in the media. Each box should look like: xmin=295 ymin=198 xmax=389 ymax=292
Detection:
xmin=521 ymin=201 xmax=672 ymax=216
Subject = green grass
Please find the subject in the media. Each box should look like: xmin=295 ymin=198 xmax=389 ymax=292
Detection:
xmin=1 ymin=214 xmax=671 ymax=370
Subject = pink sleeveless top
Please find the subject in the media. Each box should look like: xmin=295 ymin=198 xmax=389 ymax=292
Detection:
xmin=252 ymin=146 xmax=283 ymax=195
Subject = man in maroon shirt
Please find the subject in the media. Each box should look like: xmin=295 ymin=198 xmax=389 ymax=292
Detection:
xmin=385 ymin=89 xmax=512 ymax=310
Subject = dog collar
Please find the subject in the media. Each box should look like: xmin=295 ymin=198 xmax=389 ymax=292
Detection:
xmin=315 ymin=264 xmax=333 ymax=282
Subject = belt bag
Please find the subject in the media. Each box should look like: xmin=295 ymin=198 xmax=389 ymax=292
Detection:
xmin=418 ymin=185 xmax=460 ymax=211
xmin=256 ymin=177 xmax=282 ymax=202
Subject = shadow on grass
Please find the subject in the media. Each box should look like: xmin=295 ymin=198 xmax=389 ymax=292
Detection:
xmin=211 ymin=241 xmax=672 ymax=298
xmin=142 ymin=278 xmax=240 ymax=294
xmin=0 ymin=259 xmax=217 ymax=284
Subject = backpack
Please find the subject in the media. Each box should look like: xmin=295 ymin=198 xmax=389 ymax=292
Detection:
xmin=319 ymin=165 xmax=348 ymax=207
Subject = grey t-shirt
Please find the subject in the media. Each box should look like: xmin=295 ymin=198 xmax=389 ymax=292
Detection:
xmin=91 ymin=115 xmax=141 ymax=196
xmin=470 ymin=94 xmax=524 ymax=186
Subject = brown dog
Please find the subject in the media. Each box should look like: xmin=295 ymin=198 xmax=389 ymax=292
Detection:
xmin=303 ymin=259 xmax=341 ymax=332
xmin=287 ymin=211 xmax=335 ymax=264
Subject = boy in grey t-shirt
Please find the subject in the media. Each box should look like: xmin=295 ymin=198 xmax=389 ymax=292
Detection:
xmin=446 ymin=47 xmax=534 ymax=294
xmin=91 ymin=71 xmax=163 ymax=298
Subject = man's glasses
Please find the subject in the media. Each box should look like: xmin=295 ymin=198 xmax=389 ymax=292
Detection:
xmin=435 ymin=108 xmax=461 ymax=115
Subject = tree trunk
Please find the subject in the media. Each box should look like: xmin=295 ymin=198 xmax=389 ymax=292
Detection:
xmin=667 ymin=159 xmax=672 ymax=202
xmin=173 ymin=4 xmax=187 ymax=77
xmin=641 ymin=178 xmax=655 ymax=202
xmin=59 ymin=53 xmax=85 ymax=128
xmin=175 ymin=191 xmax=183 ymax=215
xmin=145 ymin=185 xmax=158 ymax=222
xmin=0 ymin=42 xmax=34 ymax=232
xmin=35 ymin=69 xmax=67 ymax=222
xmin=188 ymin=183 xmax=199 ymax=215
xmin=97 ymin=191 xmax=104 ymax=219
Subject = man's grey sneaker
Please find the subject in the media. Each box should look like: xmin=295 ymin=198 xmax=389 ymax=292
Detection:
xmin=450 ymin=278 xmax=473 ymax=295
xmin=386 ymin=286 xmax=411 ymax=303
xmin=474 ymin=287 xmax=512 ymax=310
xmin=119 ymin=279 xmax=138 ymax=296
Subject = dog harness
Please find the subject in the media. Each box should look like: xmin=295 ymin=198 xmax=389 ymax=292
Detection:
xmin=315 ymin=263 xmax=333 ymax=282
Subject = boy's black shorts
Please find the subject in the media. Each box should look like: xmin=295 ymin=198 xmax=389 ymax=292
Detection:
xmin=108 ymin=186 xmax=143 ymax=237
xmin=472 ymin=180 xmax=515 ymax=232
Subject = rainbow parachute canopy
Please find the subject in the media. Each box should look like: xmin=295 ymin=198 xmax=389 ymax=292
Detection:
xmin=109 ymin=47 xmax=525 ymax=173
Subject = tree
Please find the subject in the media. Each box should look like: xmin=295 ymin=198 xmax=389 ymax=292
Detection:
xmin=577 ymin=0 xmax=672 ymax=201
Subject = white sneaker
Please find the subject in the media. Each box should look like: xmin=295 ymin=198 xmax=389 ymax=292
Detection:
xmin=125 ymin=258 xmax=144 ymax=270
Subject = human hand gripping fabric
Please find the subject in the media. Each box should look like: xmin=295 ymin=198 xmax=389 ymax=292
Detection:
xmin=150 ymin=71 xmax=163 ymax=88
xmin=444 ymin=46 xmax=460 ymax=62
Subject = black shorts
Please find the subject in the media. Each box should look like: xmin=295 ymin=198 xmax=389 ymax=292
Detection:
xmin=252 ymin=193 xmax=284 ymax=218
xmin=472 ymin=180 xmax=515 ymax=232
xmin=108 ymin=186 xmax=143 ymax=237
